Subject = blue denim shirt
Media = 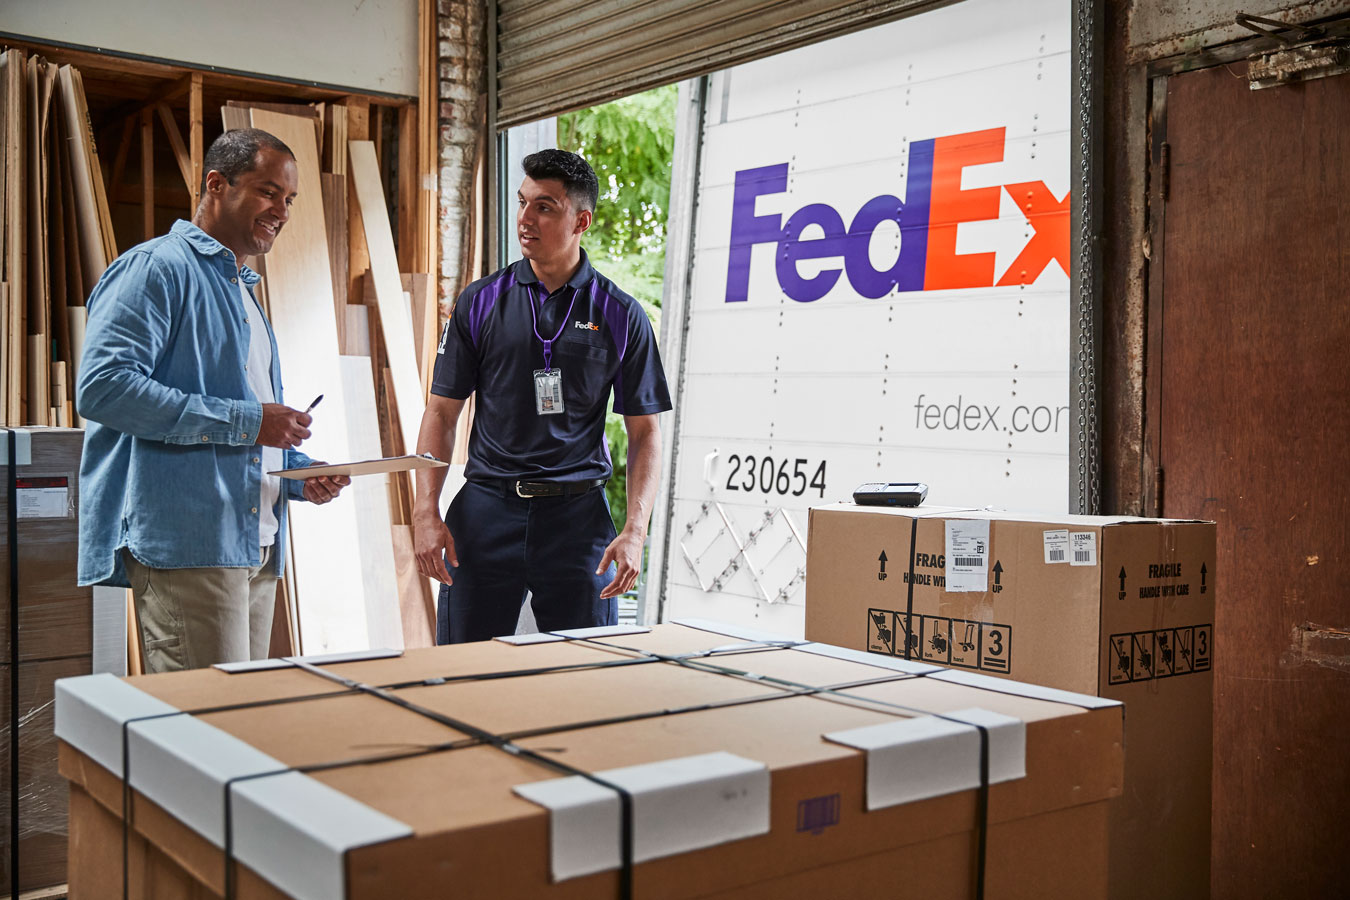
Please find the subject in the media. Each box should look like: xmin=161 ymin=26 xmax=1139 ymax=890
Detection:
xmin=77 ymin=220 xmax=312 ymax=587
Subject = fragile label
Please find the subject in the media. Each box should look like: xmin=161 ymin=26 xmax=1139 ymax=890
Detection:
xmin=16 ymin=477 xmax=70 ymax=518
xmin=1069 ymin=531 xmax=1097 ymax=567
xmin=944 ymin=519 xmax=990 ymax=592
xmin=1043 ymin=529 xmax=1069 ymax=564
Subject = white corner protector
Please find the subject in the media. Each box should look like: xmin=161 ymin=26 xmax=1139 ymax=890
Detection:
xmin=214 ymin=647 xmax=404 ymax=673
xmin=232 ymin=771 xmax=412 ymax=900
xmin=671 ymin=617 xmax=800 ymax=645
xmin=928 ymin=669 xmax=1121 ymax=710
xmin=55 ymin=674 xmax=411 ymax=900
xmin=824 ymin=707 xmax=1026 ymax=810
xmin=512 ymin=751 xmax=769 ymax=881
xmin=797 ymin=642 xmax=945 ymax=676
xmin=54 ymin=673 xmax=181 ymax=775
xmin=495 ymin=624 xmax=651 ymax=645
xmin=0 ymin=428 xmax=32 ymax=464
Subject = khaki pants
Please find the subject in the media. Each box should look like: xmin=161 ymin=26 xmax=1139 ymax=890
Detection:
xmin=123 ymin=547 xmax=278 ymax=673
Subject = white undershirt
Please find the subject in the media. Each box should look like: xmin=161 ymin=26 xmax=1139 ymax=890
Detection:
xmin=239 ymin=280 xmax=284 ymax=547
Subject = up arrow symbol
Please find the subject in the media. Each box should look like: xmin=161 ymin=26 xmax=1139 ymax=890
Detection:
xmin=992 ymin=560 xmax=1004 ymax=586
xmin=877 ymin=550 xmax=888 ymax=581
xmin=1119 ymin=567 xmax=1127 ymax=592
xmin=1201 ymin=563 xmax=1208 ymax=592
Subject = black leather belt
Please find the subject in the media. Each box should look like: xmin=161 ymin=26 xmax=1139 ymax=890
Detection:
xmin=475 ymin=478 xmax=607 ymax=499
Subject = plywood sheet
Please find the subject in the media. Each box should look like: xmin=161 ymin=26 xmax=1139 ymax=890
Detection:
xmin=321 ymin=172 xmax=348 ymax=345
xmin=3 ymin=50 xmax=27 ymax=424
xmin=391 ymin=524 xmax=434 ymax=648
xmin=338 ymin=356 xmax=403 ymax=650
xmin=349 ymin=139 xmax=424 ymax=457
xmin=56 ymin=64 xmax=108 ymax=295
xmin=242 ymin=108 xmax=372 ymax=654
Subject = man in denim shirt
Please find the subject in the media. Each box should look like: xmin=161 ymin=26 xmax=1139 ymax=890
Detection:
xmin=77 ymin=128 xmax=348 ymax=672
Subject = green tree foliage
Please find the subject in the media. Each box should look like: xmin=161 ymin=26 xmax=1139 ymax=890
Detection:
xmin=557 ymin=85 xmax=677 ymax=534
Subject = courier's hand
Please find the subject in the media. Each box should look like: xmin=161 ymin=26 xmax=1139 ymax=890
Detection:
xmin=598 ymin=527 xmax=643 ymax=600
xmin=258 ymin=404 xmax=312 ymax=449
xmin=413 ymin=506 xmax=457 ymax=585
xmin=301 ymin=462 xmax=350 ymax=504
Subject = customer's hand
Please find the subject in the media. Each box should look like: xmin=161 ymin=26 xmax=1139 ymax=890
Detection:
xmin=258 ymin=404 xmax=312 ymax=449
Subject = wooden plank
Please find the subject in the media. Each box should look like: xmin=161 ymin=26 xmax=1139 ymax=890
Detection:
xmin=343 ymin=98 xmax=370 ymax=313
xmin=396 ymin=104 xmax=416 ymax=273
xmin=188 ymin=73 xmax=203 ymax=211
xmin=244 ymin=108 xmax=374 ymax=654
xmin=391 ymin=525 xmax=434 ymax=648
xmin=344 ymin=304 xmax=372 ymax=356
xmin=4 ymin=50 xmax=27 ymax=425
xmin=320 ymin=172 xmax=348 ymax=348
xmin=25 ymin=57 xmax=56 ymax=426
xmin=156 ymin=102 xmax=193 ymax=202
xmin=325 ymin=104 xmax=347 ymax=177
xmin=349 ymin=139 xmax=426 ymax=459
xmin=416 ymin=0 xmax=439 ymax=279
xmin=48 ymin=106 xmax=71 ymax=371
xmin=56 ymin=64 xmax=109 ymax=295
xmin=69 ymin=66 xmax=117 ymax=264
xmin=338 ymin=356 xmax=404 ymax=650
xmin=139 ymin=107 xmax=154 ymax=241
xmin=407 ymin=272 xmax=436 ymax=396
xmin=67 ymin=305 xmax=86 ymax=427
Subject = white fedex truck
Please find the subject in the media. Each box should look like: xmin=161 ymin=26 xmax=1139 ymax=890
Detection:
xmin=647 ymin=0 xmax=1071 ymax=636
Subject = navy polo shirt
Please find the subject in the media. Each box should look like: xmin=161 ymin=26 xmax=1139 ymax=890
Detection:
xmin=431 ymin=250 xmax=672 ymax=482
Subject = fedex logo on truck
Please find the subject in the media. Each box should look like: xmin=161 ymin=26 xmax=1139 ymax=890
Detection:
xmin=725 ymin=127 xmax=1069 ymax=303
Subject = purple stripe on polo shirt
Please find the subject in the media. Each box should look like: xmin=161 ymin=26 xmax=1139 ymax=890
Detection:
xmin=595 ymin=281 xmax=632 ymax=413
xmin=467 ymin=270 xmax=515 ymax=346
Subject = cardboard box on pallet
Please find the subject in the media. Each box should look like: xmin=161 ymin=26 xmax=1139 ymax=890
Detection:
xmin=56 ymin=623 xmax=1122 ymax=899
xmin=2 ymin=427 xmax=94 ymax=895
xmin=803 ymin=504 xmax=1216 ymax=900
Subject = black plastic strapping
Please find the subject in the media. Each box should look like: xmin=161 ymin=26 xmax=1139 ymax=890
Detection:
xmin=7 ymin=430 xmax=20 ymax=900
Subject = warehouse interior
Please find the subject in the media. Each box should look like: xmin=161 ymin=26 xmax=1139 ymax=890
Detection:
xmin=1 ymin=1 xmax=1346 ymax=898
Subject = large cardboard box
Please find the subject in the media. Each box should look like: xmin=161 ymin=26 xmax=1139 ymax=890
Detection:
xmin=2 ymin=427 xmax=94 ymax=895
xmin=804 ymin=504 xmax=1215 ymax=900
xmin=56 ymin=623 xmax=1123 ymax=899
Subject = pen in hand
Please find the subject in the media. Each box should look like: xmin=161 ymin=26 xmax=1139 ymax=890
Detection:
xmin=303 ymin=394 xmax=324 ymax=415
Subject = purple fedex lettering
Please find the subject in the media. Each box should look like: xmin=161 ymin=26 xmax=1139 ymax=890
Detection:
xmin=724 ymin=140 xmax=935 ymax=303
xmin=725 ymin=164 xmax=789 ymax=303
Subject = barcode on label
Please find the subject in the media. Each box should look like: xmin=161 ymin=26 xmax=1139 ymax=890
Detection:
xmin=1049 ymin=550 xmax=1065 ymax=561
xmin=953 ymin=557 xmax=984 ymax=567
xmin=1074 ymin=551 xmax=1092 ymax=562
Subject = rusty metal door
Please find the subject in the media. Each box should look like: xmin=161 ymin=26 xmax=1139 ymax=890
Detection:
xmin=1147 ymin=63 xmax=1350 ymax=898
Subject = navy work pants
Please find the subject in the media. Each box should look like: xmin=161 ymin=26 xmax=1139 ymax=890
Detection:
xmin=436 ymin=481 xmax=618 ymax=644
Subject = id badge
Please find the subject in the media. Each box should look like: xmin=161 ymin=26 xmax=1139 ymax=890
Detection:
xmin=533 ymin=368 xmax=564 ymax=415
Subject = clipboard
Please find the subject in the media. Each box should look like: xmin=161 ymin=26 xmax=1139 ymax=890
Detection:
xmin=270 ymin=454 xmax=448 ymax=480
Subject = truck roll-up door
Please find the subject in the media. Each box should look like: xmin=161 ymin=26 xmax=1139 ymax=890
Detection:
xmin=495 ymin=0 xmax=956 ymax=128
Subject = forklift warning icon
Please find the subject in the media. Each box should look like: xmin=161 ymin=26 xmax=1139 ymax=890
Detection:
xmin=1108 ymin=624 xmax=1212 ymax=684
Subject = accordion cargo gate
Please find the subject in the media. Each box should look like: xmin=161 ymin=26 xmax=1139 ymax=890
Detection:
xmin=55 ymin=623 xmax=1123 ymax=899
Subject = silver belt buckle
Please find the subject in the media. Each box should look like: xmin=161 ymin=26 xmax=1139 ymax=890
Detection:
xmin=514 ymin=481 xmax=537 ymax=499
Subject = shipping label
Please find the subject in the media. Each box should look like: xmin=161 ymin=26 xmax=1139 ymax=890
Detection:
xmin=1043 ymin=529 xmax=1069 ymax=564
xmin=1069 ymin=531 xmax=1098 ymax=566
xmin=16 ymin=476 xmax=72 ymax=519
xmin=944 ymin=520 xmax=990 ymax=591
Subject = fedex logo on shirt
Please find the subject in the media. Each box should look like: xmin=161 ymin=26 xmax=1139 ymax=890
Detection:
xmin=725 ymin=127 xmax=1069 ymax=303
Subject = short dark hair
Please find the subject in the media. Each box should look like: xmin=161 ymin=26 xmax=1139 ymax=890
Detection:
xmin=199 ymin=128 xmax=295 ymax=201
xmin=522 ymin=149 xmax=599 ymax=214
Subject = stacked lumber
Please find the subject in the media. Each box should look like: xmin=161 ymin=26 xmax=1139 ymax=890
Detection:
xmin=1 ymin=50 xmax=115 ymax=428
xmin=222 ymin=103 xmax=441 ymax=651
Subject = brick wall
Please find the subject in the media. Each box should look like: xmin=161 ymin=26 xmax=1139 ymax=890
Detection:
xmin=436 ymin=0 xmax=486 ymax=305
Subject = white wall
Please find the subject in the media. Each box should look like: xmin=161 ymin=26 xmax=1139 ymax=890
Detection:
xmin=0 ymin=0 xmax=418 ymax=96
